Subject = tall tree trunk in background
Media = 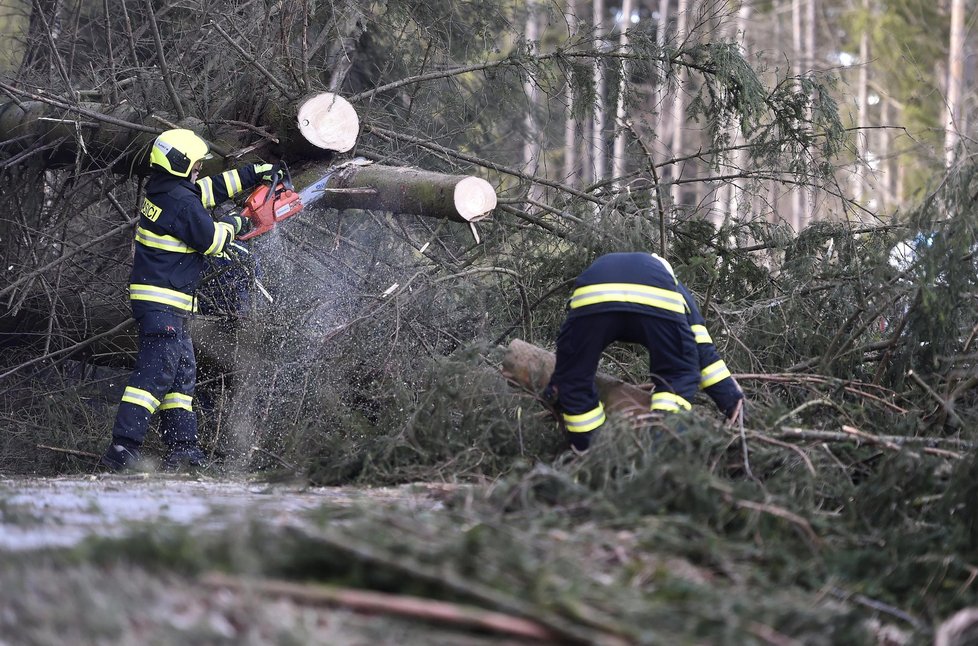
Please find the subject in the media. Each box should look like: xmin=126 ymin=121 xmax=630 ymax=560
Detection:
xmin=653 ymin=0 xmax=671 ymax=150
xmin=804 ymin=0 xmax=816 ymax=224
xmin=523 ymin=1 xmax=542 ymax=199
xmin=592 ymin=0 xmax=607 ymax=184
xmin=611 ymin=0 xmax=634 ymax=184
xmin=563 ymin=0 xmax=579 ymax=184
xmin=944 ymin=0 xmax=965 ymax=167
xmin=854 ymin=0 xmax=869 ymax=208
xmin=805 ymin=0 xmax=816 ymax=70
xmin=669 ymin=0 xmax=689 ymax=209
xmin=722 ymin=0 xmax=753 ymax=227
xmin=880 ymin=98 xmax=892 ymax=207
xmin=791 ymin=0 xmax=804 ymax=230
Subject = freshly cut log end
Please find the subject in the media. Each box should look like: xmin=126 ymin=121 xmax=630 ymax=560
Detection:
xmin=453 ymin=176 xmax=497 ymax=222
xmin=502 ymin=339 xmax=652 ymax=422
xmin=297 ymin=93 xmax=359 ymax=152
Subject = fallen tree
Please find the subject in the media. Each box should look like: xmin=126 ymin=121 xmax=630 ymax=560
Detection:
xmin=500 ymin=338 xmax=653 ymax=423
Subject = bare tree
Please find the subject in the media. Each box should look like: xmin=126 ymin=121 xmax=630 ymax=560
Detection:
xmin=592 ymin=0 xmax=608 ymax=183
xmin=944 ymin=0 xmax=965 ymax=167
xmin=611 ymin=0 xmax=634 ymax=183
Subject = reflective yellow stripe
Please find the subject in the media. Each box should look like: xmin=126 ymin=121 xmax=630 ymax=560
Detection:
xmin=197 ymin=177 xmax=216 ymax=208
xmin=563 ymin=403 xmax=606 ymax=433
xmin=130 ymin=283 xmax=195 ymax=311
xmin=690 ymin=324 xmax=713 ymax=344
xmin=650 ymin=392 xmax=692 ymax=412
xmin=701 ymin=360 xmax=732 ymax=388
xmin=135 ymin=227 xmax=194 ymax=253
xmin=221 ymin=169 xmax=243 ymax=196
xmin=570 ymin=283 xmax=686 ymax=314
xmin=205 ymin=222 xmax=234 ymax=256
xmin=159 ymin=392 xmax=193 ymax=412
xmin=121 ymin=386 xmax=160 ymax=413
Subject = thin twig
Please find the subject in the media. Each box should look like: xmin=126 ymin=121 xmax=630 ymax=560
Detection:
xmin=908 ymin=369 xmax=963 ymax=428
xmin=144 ymin=0 xmax=185 ymax=119
xmin=36 ymin=444 xmax=100 ymax=460
xmin=0 ymin=318 xmax=136 ymax=382
xmin=210 ymin=21 xmax=295 ymax=98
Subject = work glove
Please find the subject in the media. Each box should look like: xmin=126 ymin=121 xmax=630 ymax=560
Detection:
xmin=221 ymin=214 xmax=251 ymax=236
xmin=253 ymin=163 xmax=283 ymax=183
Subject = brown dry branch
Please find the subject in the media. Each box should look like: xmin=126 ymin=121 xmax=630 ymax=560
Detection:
xmin=908 ymin=369 xmax=964 ymax=428
xmin=772 ymin=426 xmax=968 ymax=459
xmin=0 ymin=317 xmax=136 ymax=382
xmin=35 ymin=444 xmax=100 ymax=460
xmin=737 ymin=373 xmax=908 ymax=414
xmin=291 ymin=525 xmax=633 ymax=646
xmin=742 ymin=432 xmax=817 ymax=476
xmin=201 ymin=573 xmax=560 ymax=643
xmin=726 ymin=495 xmax=822 ymax=550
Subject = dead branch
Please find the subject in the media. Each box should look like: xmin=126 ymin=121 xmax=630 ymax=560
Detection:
xmin=723 ymin=494 xmax=821 ymax=549
xmin=289 ymin=525 xmax=632 ymax=646
xmin=201 ymin=573 xmax=560 ymax=642
xmin=144 ymin=0 xmax=185 ymax=119
xmin=35 ymin=444 xmax=100 ymax=460
xmin=0 ymin=317 xmax=135 ymax=382
xmin=908 ymin=369 xmax=964 ymax=428
xmin=772 ymin=426 xmax=969 ymax=458
xmin=211 ymin=21 xmax=295 ymax=99
xmin=737 ymin=373 xmax=908 ymax=414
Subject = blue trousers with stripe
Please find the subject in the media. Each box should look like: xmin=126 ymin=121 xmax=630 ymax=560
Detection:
xmin=111 ymin=310 xmax=197 ymax=447
xmin=548 ymin=310 xmax=700 ymax=443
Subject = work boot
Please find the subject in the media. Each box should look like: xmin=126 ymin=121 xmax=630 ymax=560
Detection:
xmin=161 ymin=443 xmax=208 ymax=472
xmin=100 ymin=440 xmax=142 ymax=472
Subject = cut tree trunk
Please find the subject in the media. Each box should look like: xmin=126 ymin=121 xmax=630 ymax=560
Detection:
xmin=300 ymin=161 xmax=497 ymax=223
xmin=0 ymin=91 xmax=495 ymax=224
xmin=0 ymin=91 xmax=357 ymax=175
xmin=500 ymin=338 xmax=652 ymax=422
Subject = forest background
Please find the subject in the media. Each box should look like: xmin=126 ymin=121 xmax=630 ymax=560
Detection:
xmin=0 ymin=0 xmax=977 ymax=643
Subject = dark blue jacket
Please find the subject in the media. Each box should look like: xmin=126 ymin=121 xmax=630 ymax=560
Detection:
xmin=571 ymin=252 xmax=742 ymax=415
xmin=129 ymin=165 xmax=259 ymax=316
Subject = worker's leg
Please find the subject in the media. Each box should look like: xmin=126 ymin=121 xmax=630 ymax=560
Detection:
xmin=103 ymin=311 xmax=184 ymax=469
xmin=158 ymin=319 xmax=206 ymax=469
xmin=624 ymin=314 xmax=701 ymax=412
xmin=548 ymin=312 xmax=626 ymax=450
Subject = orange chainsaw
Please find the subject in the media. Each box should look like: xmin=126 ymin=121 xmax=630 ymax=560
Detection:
xmin=237 ymin=161 xmax=303 ymax=241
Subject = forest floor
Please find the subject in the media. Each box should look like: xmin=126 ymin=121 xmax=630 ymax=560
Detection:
xmin=0 ymin=475 xmax=513 ymax=645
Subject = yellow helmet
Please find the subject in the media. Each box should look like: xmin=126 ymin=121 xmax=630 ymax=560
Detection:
xmin=150 ymin=129 xmax=210 ymax=177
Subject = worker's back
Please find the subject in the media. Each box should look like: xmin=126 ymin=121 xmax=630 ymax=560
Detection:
xmin=568 ymin=252 xmax=685 ymax=322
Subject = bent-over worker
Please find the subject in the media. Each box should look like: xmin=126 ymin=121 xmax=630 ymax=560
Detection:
xmin=100 ymin=129 xmax=277 ymax=471
xmin=546 ymin=252 xmax=744 ymax=451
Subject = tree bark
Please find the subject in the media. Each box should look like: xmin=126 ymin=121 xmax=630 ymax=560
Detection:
xmin=0 ymin=90 xmax=355 ymax=176
xmin=669 ymin=0 xmax=689 ymax=210
xmin=944 ymin=0 xmax=965 ymax=167
xmin=299 ymin=161 xmax=497 ymax=223
xmin=591 ymin=0 xmax=607 ymax=184
xmin=500 ymin=338 xmax=652 ymax=421
xmin=611 ymin=0 xmax=634 ymax=183
xmin=562 ymin=0 xmax=578 ymax=185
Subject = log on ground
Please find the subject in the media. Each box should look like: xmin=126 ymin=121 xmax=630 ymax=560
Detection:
xmin=500 ymin=338 xmax=652 ymax=422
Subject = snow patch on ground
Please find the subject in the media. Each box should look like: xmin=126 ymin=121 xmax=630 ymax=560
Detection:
xmin=0 ymin=476 xmax=439 ymax=551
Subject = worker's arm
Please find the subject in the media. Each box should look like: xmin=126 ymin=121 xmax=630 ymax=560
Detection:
xmin=677 ymin=283 xmax=744 ymax=418
xmin=196 ymin=164 xmax=263 ymax=209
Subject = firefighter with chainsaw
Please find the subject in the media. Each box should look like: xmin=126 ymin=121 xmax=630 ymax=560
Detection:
xmin=545 ymin=252 xmax=745 ymax=452
xmin=101 ymin=128 xmax=282 ymax=471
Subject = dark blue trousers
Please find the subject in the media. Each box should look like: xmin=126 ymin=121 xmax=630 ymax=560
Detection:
xmin=111 ymin=310 xmax=197 ymax=447
xmin=549 ymin=311 xmax=700 ymax=447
